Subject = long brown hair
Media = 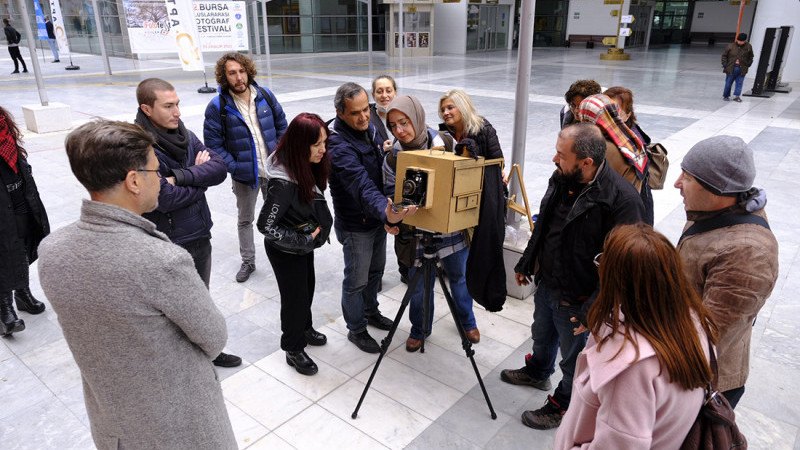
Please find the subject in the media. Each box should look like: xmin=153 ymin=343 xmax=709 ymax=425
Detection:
xmin=274 ymin=113 xmax=330 ymax=204
xmin=0 ymin=106 xmax=27 ymax=160
xmin=588 ymin=223 xmax=716 ymax=390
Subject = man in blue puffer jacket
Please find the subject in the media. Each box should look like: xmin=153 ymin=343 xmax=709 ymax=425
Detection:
xmin=135 ymin=78 xmax=242 ymax=369
xmin=203 ymin=53 xmax=288 ymax=283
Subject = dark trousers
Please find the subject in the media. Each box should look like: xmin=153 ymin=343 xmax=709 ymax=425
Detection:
xmin=266 ymin=245 xmax=315 ymax=352
xmin=180 ymin=237 xmax=212 ymax=288
xmin=8 ymin=47 xmax=26 ymax=72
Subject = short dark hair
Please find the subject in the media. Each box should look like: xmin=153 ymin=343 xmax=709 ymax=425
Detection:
xmin=215 ymin=52 xmax=257 ymax=91
xmin=564 ymin=80 xmax=602 ymax=104
xmin=65 ymin=120 xmax=155 ymax=192
xmin=136 ymin=78 xmax=175 ymax=107
xmin=371 ymin=75 xmax=397 ymax=94
xmin=561 ymin=123 xmax=606 ymax=167
xmin=334 ymin=82 xmax=366 ymax=114
xmin=3 ymin=19 xmax=9 ymax=25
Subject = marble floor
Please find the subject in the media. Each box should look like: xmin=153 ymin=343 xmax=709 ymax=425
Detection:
xmin=1 ymin=44 xmax=799 ymax=449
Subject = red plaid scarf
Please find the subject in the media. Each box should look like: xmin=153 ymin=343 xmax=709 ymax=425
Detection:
xmin=577 ymin=94 xmax=647 ymax=177
xmin=0 ymin=114 xmax=19 ymax=173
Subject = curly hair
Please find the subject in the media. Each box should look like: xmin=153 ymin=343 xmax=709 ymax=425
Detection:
xmin=564 ymin=79 xmax=602 ymax=104
xmin=214 ymin=52 xmax=257 ymax=91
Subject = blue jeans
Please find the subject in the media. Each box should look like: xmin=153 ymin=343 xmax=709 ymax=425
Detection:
xmin=724 ymin=66 xmax=745 ymax=98
xmin=335 ymin=226 xmax=386 ymax=333
xmin=525 ymin=282 xmax=588 ymax=409
xmin=407 ymin=247 xmax=476 ymax=340
xmin=47 ymin=39 xmax=59 ymax=60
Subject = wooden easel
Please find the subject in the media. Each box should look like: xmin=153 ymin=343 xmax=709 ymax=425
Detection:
xmin=506 ymin=164 xmax=534 ymax=231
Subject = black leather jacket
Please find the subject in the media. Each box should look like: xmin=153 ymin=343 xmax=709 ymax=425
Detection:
xmin=256 ymin=158 xmax=332 ymax=255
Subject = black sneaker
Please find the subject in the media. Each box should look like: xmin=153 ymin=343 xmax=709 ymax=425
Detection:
xmin=348 ymin=330 xmax=381 ymax=353
xmin=723 ymin=96 xmax=730 ymax=101
xmin=499 ymin=367 xmax=552 ymax=391
xmin=304 ymin=328 xmax=327 ymax=346
xmin=235 ymin=262 xmax=255 ymax=282
xmin=521 ymin=396 xmax=566 ymax=430
xmin=367 ymin=313 xmax=393 ymax=330
xmin=734 ymin=96 xmax=742 ymax=102
xmin=212 ymin=352 xmax=242 ymax=367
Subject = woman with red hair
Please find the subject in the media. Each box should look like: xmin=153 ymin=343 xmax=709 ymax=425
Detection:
xmin=257 ymin=113 xmax=333 ymax=376
xmin=554 ymin=223 xmax=716 ymax=448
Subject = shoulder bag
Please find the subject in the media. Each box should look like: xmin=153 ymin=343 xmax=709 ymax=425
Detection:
xmin=646 ymin=142 xmax=669 ymax=190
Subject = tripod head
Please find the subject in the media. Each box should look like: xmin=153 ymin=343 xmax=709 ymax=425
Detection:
xmin=414 ymin=230 xmax=444 ymax=260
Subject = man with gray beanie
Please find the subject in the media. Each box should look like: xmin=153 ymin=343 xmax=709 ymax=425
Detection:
xmin=674 ymin=135 xmax=778 ymax=408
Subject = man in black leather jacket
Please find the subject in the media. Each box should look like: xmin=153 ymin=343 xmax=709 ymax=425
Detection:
xmin=500 ymin=124 xmax=644 ymax=430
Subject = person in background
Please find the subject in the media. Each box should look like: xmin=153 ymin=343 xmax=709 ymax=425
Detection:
xmin=257 ymin=113 xmax=333 ymax=376
xmin=38 ymin=120 xmax=236 ymax=449
xmin=3 ymin=18 xmax=28 ymax=74
xmin=603 ymin=86 xmax=654 ymax=224
xmin=559 ymin=80 xmax=601 ymax=129
xmin=382 ymin=95 xmax=477 ymax=352
xmin=0 ymin=106 xmax=49 ymax=336
xmin=438 ymin=89 xmax=507 ymax=310
xmin=675 ymin=135 xmax=779 ymax=408
xmin=721 ymin=33 xmax=754 ymax=103
xmin=45 ymin=16 xmax=59 ymax=62
xmin=370 ymin=74 xmax=397 ymax=152
xmin=554 ymin=223 xmax=715 ymax=449
xmin=577 ymin=94 xmax=653 ymax=225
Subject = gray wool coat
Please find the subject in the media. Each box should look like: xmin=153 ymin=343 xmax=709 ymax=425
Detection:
xmin=38 ymin=200 xmax=236 ymax=450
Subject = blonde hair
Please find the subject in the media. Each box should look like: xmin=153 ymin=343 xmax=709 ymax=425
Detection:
xmin=439 ymin=89 xmax=484 ymax=136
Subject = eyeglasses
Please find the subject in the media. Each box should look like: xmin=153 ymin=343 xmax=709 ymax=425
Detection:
xmin=593 ymin=252 xmax=602 ymax=267
xmin=136 ymin=169 xmax=162 ymax=178
xmin=388 ymin=119 xmax=411 ymax=131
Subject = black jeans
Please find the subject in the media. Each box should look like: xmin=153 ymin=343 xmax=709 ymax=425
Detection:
xmin=266 ymin=245 xmax=315 ymax=352
xmin=180 ymin=237 xmax=212 ymax=288
xmin=8 ymin=47 xmax=26 ymax=72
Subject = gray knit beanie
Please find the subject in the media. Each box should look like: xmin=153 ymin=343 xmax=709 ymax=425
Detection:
xmin=681 ymin=135 xmax=755 ymax=196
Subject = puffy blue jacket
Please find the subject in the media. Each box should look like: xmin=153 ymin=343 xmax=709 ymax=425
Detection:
xmin=328 ymin=117 xmax=387 ymax=231
xmin=203 ymin=82 xmax=287 ymax=187
xmin=142 ymin=130 xmax=227 ymax=246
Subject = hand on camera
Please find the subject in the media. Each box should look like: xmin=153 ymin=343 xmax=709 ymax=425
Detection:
xmin=385 ymin=198 xmax=416 ymax=224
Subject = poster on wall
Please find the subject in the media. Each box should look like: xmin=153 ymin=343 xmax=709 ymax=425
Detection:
xmin=419 ymin=32 xmax=429 ymax=48
xmin=123 ymin=0 xmax=247 ymax=54
xmin=406 ymin=32 xmax=416 ymax=48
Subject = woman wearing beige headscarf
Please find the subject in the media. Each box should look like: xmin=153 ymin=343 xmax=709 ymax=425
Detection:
xmin=382 ymin=95 xmax=480 ymax=352
xmin=577 ymin=94 xmax=653 ymax=224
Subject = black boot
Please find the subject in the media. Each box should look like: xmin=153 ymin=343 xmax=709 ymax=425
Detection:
xmin=285 ymin=350 xmax=318 ymax=375
xmin=1 ymin=293 xmax=25 ymax=336
xmin=14 ymin=288 xmax=46 ymax=314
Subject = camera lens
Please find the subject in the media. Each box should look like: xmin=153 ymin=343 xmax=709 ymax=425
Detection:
xmin=403 ymin=179 xmax=417 ymax=196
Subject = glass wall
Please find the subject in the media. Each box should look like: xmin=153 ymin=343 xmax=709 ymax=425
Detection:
xmin=257 ymin=0 xmax=385 ymax=54
xmin=650 ymin=0 xmax=693 ymax=45
xmin=533 ymin=0 xmax=566 ymax=47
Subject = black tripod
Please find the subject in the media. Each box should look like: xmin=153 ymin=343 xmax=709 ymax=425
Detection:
xmin=352 ymin=231 xmax=497 ymax=420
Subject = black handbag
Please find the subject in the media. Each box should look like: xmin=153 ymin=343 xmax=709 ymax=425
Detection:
xmin=680 ymin=339 xmax=747 ymax=449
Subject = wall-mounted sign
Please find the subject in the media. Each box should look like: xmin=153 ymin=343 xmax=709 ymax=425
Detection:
xmin=621 ymin=15 xmax=634 ymax=23
xmin=619 ymin=27 xmax=631 ymax=37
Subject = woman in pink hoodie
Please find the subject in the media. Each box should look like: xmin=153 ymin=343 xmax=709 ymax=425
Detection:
xmin=554 ymin=223 xmax=716 ymax=449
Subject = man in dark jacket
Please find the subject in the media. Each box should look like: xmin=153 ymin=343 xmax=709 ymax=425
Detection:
xmin=203 ymin=52 xmax=288 ymax=283
xmin=135 ymin=78 xmax=241 ymax=368
xmin=500 ymin=123 xmax=644 ymax=430
xmin=3 ymin=18 xmax=28 ymax=74
xmin=721 ymin=33 xmax=754 ymax=102
xmin=45 ymin=16 xmax=59 ymax=62
xmin=328 ymin=82 xmax=412 ymax=353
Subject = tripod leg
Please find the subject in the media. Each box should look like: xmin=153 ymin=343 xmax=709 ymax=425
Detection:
xmin=351 ymin=267 xmax=427 ymax=419
xmin=435 ymin=268 xmax=498 ymax=420
xmin=420 ymin=259 xmax=435 ymax=353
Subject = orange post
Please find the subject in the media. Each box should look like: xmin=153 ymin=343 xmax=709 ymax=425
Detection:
xmin=735 ymin=0 xmax=746 ymax=37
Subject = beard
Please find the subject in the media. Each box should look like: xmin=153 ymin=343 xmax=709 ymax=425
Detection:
xmin=553 ymin=163 xmax=584 ymax=186
xmin=229 ymin=82 xmax=248 ymax=95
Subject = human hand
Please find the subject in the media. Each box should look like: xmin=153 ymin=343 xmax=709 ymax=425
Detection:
xmin=570 ymin=317 xmax=588 ymax=335
xmin=195 ymin=150 xmax=210 ymax=166
xmin=165 ymin=176 xmax=176 ymax=186
xmin=385 ymin=198 xmax=417 ymax=223
xmin=383 ymin=140 xmax=393 ymax=152
xmin=384 ymin=224 xmax=400 ymax=235
xmin=502 ymin=171 xmax=509 ymax=185
xmin=515 ymin=272 xmax=530 ymax=286
xmin=311 ymin=226 xmax=321 ymax=239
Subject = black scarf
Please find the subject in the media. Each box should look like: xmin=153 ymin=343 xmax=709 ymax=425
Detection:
xmin=135 ymin=108 xmax=189 ymax=163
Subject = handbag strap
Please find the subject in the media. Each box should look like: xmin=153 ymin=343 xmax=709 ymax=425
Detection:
xmin=706 ymin=336 xmax=719 ymax=390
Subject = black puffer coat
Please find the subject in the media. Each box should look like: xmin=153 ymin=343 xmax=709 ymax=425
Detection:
xmin=256 ymin=154 xmax=333 ymax=255
xmin=1 ymin=159 xmax=49 ymax=291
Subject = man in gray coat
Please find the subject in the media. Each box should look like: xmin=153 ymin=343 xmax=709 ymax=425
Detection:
xmin=38 ymin=120 xmax=236 ymax=450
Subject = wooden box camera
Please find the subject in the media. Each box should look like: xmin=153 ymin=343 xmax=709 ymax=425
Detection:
xmin=394 ymin=149 xmax=486 ymax=234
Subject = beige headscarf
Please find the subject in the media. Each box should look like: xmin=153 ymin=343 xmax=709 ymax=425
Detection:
xmin=386 ymin=95 xmax=429 ymax=151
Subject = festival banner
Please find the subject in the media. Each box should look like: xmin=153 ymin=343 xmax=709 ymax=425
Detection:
xmin=165 ymin=0 xmax=204 ymax=71
xmin=32 ymin=0 xmax=49 ymax=40
xmin=49 ymin=0 xmax=72 ymax=56
xmin=123 ymin=0 xmax=247 ymax=54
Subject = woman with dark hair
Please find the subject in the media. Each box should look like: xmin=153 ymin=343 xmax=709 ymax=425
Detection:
xmin=577 ymin=94 xmax=654 ymax=224
xmin=0 ymin=106 xmax=49 ymax=335
xmin=257 ymin=113 xmax=333 ymax=376
xmin=553 ymin=223 xmax=716 ymax=449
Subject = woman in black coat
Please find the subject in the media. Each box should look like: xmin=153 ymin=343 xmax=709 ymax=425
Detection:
xmin=0 ymin=106 xmax=49 ymax=335
xmin=256 ymin=113 xmax=333 ymax=376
